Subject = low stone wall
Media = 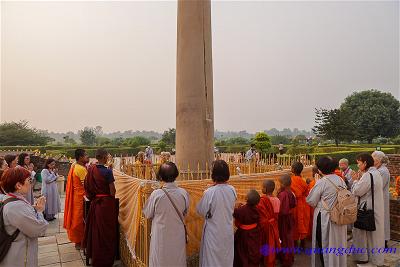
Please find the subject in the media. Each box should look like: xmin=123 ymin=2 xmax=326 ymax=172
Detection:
xmin=30 ymin=155 xmax=71 ymax=177
xmin=388 ymin=154 xmax=400 ymax=180
xmin=390 ymin=199 xmax=400 ymax=241
xmin=387 ymin=154 xmax=400 ymax=241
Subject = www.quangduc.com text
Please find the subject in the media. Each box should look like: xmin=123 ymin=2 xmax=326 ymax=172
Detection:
xmin=260 ymin=245 xmax=397 ymax=256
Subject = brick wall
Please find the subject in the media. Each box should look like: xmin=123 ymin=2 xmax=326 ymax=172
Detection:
xmin=390 ymin=199 xmax=400 ymax=241
xmin=387 ymin=154 xmax=400 ymax=241
xmin=388 ymin=154 xmax=400 ymax=179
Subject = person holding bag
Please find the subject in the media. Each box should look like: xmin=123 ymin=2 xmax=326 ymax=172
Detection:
xmin=351 ymin=153 xmax=385 ymax=266
xmin=0 ymin=167 xmax=48 ymax=267
xmin=143 ymin=162 xmax=189 ymax=267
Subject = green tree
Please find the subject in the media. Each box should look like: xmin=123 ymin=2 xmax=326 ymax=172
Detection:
xmin=79 ymin=127 xmax=96 ymax=145
xmin=0 ymin=121 xmax=54 ymax=145
xmin=161 ymin=128 xmax=176 ymax=146
xmin=313 ymin=108 xmax=354 ymax=146
xmin=252 ymin=132 xmax=271 ymax=153
xmin=123 ymin=136 xmax=151 ymax=147
xmin=391 ymin=135 xmax=400 ymax=145
xmin=111 ymin=137 xmax=124 ymax=146
xmin=158 ymin=140 xmax=167 ymax=151
xmin=95 ymin=136 xmax=111 ymax=146
xmin=226 ymin=137 xmax=251 ymax=145
xmin=270 ymin=135 xmax=291 ymax=145
xmin=214 ymin=139 xmax=227 ymax=146
xmin=340 ymin=90 xmax=400 ymax=143
xmin=63 ymin=135 xmax=77 ymax=145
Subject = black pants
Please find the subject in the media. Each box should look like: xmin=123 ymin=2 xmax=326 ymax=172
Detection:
xmin=316 ymin=211 xmax=325 ymax=267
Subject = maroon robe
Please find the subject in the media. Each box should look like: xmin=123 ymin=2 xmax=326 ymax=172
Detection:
xmin=83 ymin=164 xmax=117 ymax=267
xmin=233 ymin=204 xmax=261 ymax=267
xmin=257 ymin=195 xmax=281 ymax=267
xmin=277 ymin=188 xmax=296 ymax=267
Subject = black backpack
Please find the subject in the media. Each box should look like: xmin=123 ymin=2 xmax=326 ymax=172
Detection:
xmin=0 ymin=198 xmax=20 ymax=263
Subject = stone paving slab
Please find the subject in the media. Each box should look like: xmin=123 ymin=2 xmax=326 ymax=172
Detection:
xmin=58 ymin=243 xmax=77 ymax=254
xmin=39 ymin=251 xmax=58 ymax=258
xmin=38 ymin=244 xmax=58 ymax=254
xmin=61 ymin=260 xmax=85 ymax=267
xmin=38 ymin=236 xmax=57 ymax=246
xmin=60 ymin=251 xmax=82 ymax=263
xmin=38 ymin=255 xmax=60 ymax=266
xmin=55 ymin=233 xmax=70 ymax=245
xmin=41 ymin=264 xmax=61 ymax=267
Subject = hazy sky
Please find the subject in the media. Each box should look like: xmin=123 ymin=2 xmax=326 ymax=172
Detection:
xmin=1 ymin=1 xmax=399 ymax=133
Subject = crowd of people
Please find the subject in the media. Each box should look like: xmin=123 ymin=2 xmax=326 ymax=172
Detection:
xmin=0 ymin=148 xmax=118 ymax=267
xmin=0 ymin=148 xmax=399 ymax=267
xmin=144 ymin=151 xmax=399 ymax=267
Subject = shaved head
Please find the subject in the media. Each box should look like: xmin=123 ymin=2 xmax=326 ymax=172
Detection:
xmin=262 ymin=179 xmax=275 ymax=195
xmin=246 ymin=189 xmax=261 ymax=206
xmin=279 ymin=174 xmax=292 ymax=187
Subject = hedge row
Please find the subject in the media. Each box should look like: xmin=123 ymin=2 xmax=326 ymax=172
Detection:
xmin=0 ymin=145 xmax=165 ymax=158
xmin=312 ymin=148 xmax=396 ymax=164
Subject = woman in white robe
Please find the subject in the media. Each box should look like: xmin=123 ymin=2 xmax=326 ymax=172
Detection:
xmin=0 ymin=167 xmax=48 ymax=267
xmin=41 ymin=158 xmax=61 ymax=221
xmin=197 ymin=160 xmax=237 ymax=267
xmin=143 ymin=162 xmax=189 ymax=267
xmin=352 ymin=153 xmax=385 ymax=266
xmin=306 ymin=156 xmax=348 ymax=267
xmin=371 ymin=151 xmax=391 ymax=246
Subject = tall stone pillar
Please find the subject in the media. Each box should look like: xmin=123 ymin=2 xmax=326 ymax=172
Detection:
xmin=176 ymin=0 xmax=214 ymax=179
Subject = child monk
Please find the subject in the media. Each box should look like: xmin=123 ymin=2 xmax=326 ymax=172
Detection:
xmin=290 ymin=162 xmax=310 ymax=248
xmin=258 ymin=180 xmax=281 ymax=267
xmin=233 ymin=189 xmax=261 ymax=267
xmin=278 ymin=174 xmax=297 ymax=267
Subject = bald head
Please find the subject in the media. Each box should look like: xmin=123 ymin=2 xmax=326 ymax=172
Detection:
xmin=246 ymin=189 xmax=261 ymax=206
xmin=262 ymin=179 xmax=275 ymax=195
xmin=279 ymin=174 xmax=292 ymax=187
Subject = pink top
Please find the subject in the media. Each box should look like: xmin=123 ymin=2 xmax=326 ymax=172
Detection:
xmin=267 ymin=196 xmax=281 ymax=214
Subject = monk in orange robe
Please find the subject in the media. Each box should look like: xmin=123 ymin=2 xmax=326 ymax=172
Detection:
xmin=290 ymin=162 xmax=310 ymax=247
xmin=258 ymin=180 xmax=281 ymax=267
xmin=64 ymin=149 xmax=89 ymax=248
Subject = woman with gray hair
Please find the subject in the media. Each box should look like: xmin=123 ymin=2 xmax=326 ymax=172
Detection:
xmin=371 ymin=150 xmax=390 ymax=247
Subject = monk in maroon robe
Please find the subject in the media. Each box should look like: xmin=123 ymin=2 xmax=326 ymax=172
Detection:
xmin=277 ymin=174 xmax=297 ymax=267
xmin=83 ymin=149 xmax=117 ymax=267
xmin=233 ymin=190 xmax=261 ymax=267
xmin=258 ymin=180 xmax=281 ymax=267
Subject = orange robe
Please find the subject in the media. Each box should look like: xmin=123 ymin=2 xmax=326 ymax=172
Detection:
xmin=257 ymin=195 xmax=281 ymax=267
xmin=64 ymin=163 xmax=87 ymax=244
xmin=335 ymin=169 xmax=344 ymax=180
xmin=290 ymin=175 xmax=310 ymax=240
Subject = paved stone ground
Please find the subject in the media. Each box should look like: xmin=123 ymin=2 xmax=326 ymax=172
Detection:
xmin=37 ymin=195 xmax=122 ymax=267
xmin=38 ymin=195 xmax=87 ymax=267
